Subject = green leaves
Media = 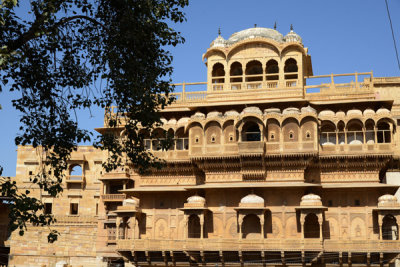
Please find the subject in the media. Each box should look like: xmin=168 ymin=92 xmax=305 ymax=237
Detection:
xmin=0 ymin=0 xmax=187 ymax=242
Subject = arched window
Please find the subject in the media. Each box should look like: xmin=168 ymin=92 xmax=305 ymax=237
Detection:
xmin=175 ymin=127 xmax=189 ymax=150
xmin=242 ymin=122 xmax=261 ymax=142
xmin=365 ymin=119 xmax=375 ymax=144
xmin=382 ymin=215 xmax=398 ymax=240
xmin=69 ymin=165 xmax=82 ymax=180
xmin=188 ymin=214 xmax=201 ymax=238
xmin=266 ymin=59 xmax=279 ymax=81
xmin=211 ymin=63 xmax=225 ymax=91
xmin=347 ymin=120 xmax=363 ymax=144
xmin=377 ymin=121 xmax=391 ymax=143
xmin=245 ymin=60 xmax=263 ymax=83
xmin=304 ymin=213 xmax=320 ymax=238
xmin=242 ymin=214 xmax=261 ymax=239
xmin=230 ymin=62 xmax=243 ymax=83
xmin=284 ymin=58 xmax=298 ymax=80
xmin=320 ymin=122 xmax=336 ymax=145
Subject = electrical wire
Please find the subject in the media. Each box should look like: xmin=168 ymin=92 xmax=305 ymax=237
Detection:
xmin=385 ymin=0 xmax=400 ymax=72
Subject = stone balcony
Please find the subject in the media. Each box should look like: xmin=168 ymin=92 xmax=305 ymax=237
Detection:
xmin=101 ymin=194 xmax=126 ymax=202
xmin=117 ymin=238 xmax=323 ymax=252
xmin=237 ymin=141 xmax=265 ymax=155
xmin=117 ymin=238 xmax=400 ymax=253
xmin=319 ymin=143 xmax=393 ymax=156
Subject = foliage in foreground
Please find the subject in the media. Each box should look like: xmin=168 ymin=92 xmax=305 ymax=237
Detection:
xmin=0 ymin=0 xmax=188 ymax=242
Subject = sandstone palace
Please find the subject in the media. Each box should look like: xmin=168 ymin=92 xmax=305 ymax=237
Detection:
xmin=7 ymin=26 xmax=400 ymax=267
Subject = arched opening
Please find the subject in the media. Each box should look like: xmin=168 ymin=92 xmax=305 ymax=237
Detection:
xmin=188 ymin=214 xmax=201 ymax=238
xmin=304 ymin=213 xmax=320 ymax=238
xmin=377 ymin=121 xmax=391 ymax=143
xmin=242 ymin=121 xmax=261 ymax=142
xmin=320 ymin=121 xmax=336 ymax=145
xmin=266 ymin=59 xmax=279 ymax=81
xmin=151 ymin=128 xmax=165 ymax=151
xmin=346 ymin=120 xmax=363 ymax=144
xmin=230 ymin=62 xmax=243 ymax=88
xmin=282 ymin=118 xmax=298 ymax=142
xmin=175 ymin=127 xmax=189 ymax=150
xmin=337 ymin=121 xmax=345 ymax=144
xmin=382 ymin=215 xmax=398 ymax=240
xmin=284 ymin=58 xmax=298 ymax=80
xmin=245 ymin=60 xmax=263 ymax=86
xmin=212 ymin=63 xmax=225 ymax=81
xmin=211 ymin=63 xmax=225 ymax=91
xmin=267 ymin=119 xmax=280 ymax=142
xmin=242 ymin=214 xmax=261 ymax=239
xmin=365 ymin=119 xmax=375 ymax=144
xmin=70 ymin=165 xmax=82 ymax=176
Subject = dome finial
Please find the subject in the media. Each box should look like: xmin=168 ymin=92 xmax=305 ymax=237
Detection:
xmin=274 ymin=21 xmax=277 ymax=30
xmin=254 ymin=23 xmax=257 ymax=28
xmin=218 ymin=27 xmax=221 ymax=36
xmin=290 ymin=24 xmax=293 ymax=31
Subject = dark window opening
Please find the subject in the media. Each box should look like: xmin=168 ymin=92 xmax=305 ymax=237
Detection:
xmin=354 ymin=199 xmax=360 ymax=206
xmin=44 ymin=203 xmax=52 ymax=214
xmin=266 ymin=59 xmax=279 ymax=80
xmin=70 ymin=203 xmax=79 ymax=215
xmin=243 ymin=123 xmax=261 ymax=142
xmin=110 ymin=184 xmax=123 ymax=194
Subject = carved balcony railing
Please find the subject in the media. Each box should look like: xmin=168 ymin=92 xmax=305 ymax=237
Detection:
xmin=117 ymin=238 xmax=400 ymax=253
xmin=117 ymin=238 xmax=322 ymax=252
xmin=238 ymin=141 xmax=264 ymax=155
xmin=101 ymin=194 xmax=126 ymax=202
xmin=265 ymin=141 xmax=317 ymax=155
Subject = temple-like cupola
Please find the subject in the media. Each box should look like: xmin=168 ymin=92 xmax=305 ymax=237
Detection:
xmin=284 ymin=24 xmax=302 ymax=44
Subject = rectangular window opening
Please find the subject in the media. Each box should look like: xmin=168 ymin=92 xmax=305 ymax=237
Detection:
xmin=70 ymin=203 xmax=79 ymax=215
xmin=44 ymin=203 xmax=52 ymax=214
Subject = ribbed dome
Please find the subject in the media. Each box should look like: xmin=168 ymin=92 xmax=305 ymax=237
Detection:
xmin=241 ymin=106 xmax=262 ymax=115
xmin=187 ymin=195 xmax=206 ymax=204
xmin=363 ymin=108 xmax=375 ymax=116
xmin=177 ymin=117 xmax=189 ymax=125
xmin=319 ymin=110 xmax=335 ymax=117
xmin=207 ymin=111 xmax=223 ymax=118
xmin=210 ymin=35 xmax=227 ymax=48
xmin=336 ymin=111 xmax=345 ymax=117
xmin=227 ymin=27 xmax=284 ymax=45
xmin=264 ymin=108 xmax=281 ymax=114
xmin=160 ymin=117 xmax=168 ymax=124
xmin=191 ymin=112 xmax=205 ymax=119
xmin=377 ymin=108 xmax=390 ymax=115
xmin=240 ymin=194 xmax=264 ymax=204
xmin=301 ymin=106 xmax=316 ymax=114
xmin=347 ymin=109 xmax=362 ymax=116
xmin=282 ymin=107 xmax=300 ymax=115
xmin=300 ymin=193 xmax=322 ymax=206
xmin=224 ymin=110 xmax=239 ymax=117
xmin=284 ymin=29 xmax=302 ymax=43
xmin=378 ymin=194 xmax=399 ymax=207
xmin=167 ymin=118 xmax=177 ymax=125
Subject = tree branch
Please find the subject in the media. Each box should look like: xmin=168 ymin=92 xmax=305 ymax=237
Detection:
xmin=1 ymin=15 xmax=105 ymax=55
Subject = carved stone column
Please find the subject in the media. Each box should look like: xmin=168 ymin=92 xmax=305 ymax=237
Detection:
xmin=116 ymin=217 xmax=121 ymax=241
xmin=318 ymin=213 xmax=323 ymax=241
xmin=260 ymin=215 xmax=265 ymax=239
xmin=300 ymin=213 xmax=305 ymax=239
xmin=238 ymin=214 xmax=244 ymax=240
xmin=200 ymin=213 xmax=204 ymax=239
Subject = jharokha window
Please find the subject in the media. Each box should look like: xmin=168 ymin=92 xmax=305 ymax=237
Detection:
xmin=242 ymin=122 xmax=261 ymax=142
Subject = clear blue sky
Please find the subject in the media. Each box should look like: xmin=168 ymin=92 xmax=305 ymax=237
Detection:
xmin=0 ymin=0 xmax=399 ymax=176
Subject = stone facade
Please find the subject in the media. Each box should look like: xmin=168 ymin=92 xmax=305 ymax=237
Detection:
xmin=7 ymin=26 xmax=400 ymax=266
